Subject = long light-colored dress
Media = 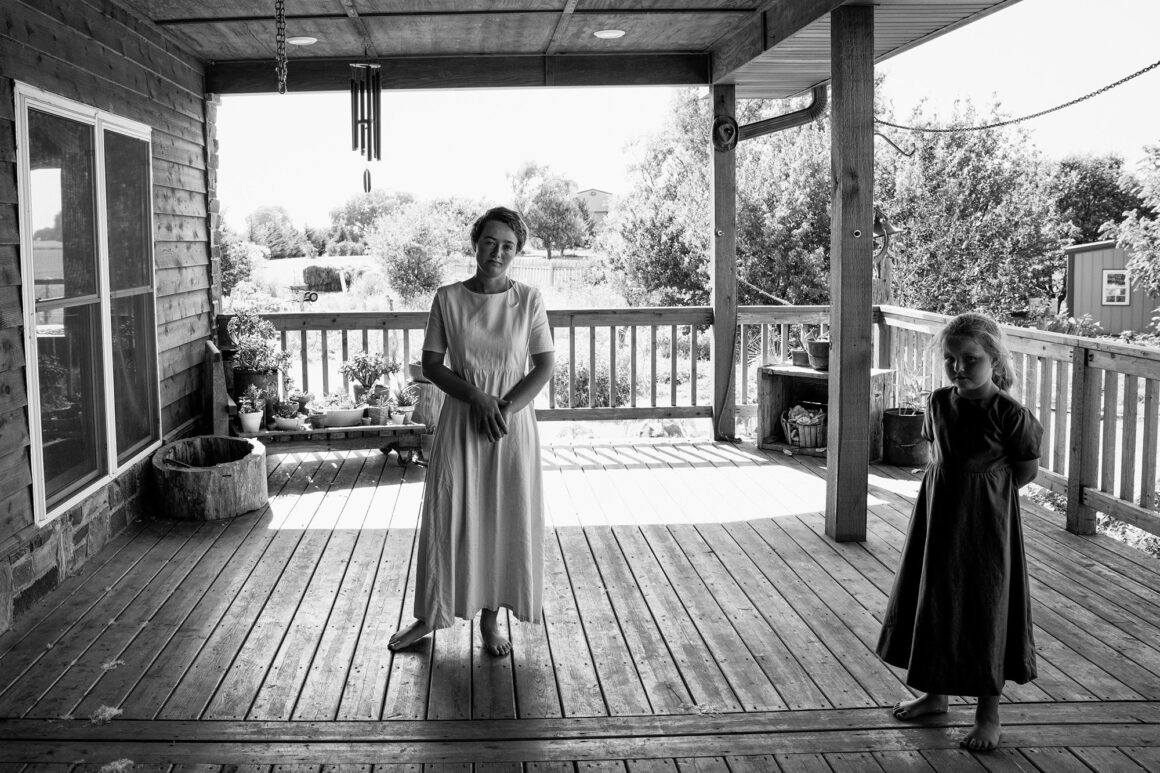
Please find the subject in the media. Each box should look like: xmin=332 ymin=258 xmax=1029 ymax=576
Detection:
xmin=413 ymin=280 xmax=554 ymax=629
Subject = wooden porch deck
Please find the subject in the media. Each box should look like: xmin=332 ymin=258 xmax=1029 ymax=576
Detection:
xmin=1 ymin=440 xmax=1159 ymax=771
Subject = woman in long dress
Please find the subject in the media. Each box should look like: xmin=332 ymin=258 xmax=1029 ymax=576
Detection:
xmin=389 ymin=207 xmax=555 ymax=656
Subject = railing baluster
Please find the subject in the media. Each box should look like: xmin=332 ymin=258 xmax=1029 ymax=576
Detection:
xmin=382 ymin=328 xmax=389 ymax=362
xmin=321 ymin=330 xmax=330 ymax=396
xmin=1023 ymin=354 xmax=1039 ymax=421
xmin=403 ymin=329 xmax=411 ymax=370
xmin=569 ymin=327 xmax=576 ymax=409
xmin=1053 ymin=360 xmax=1068 ymax=474
xmin=630 ymin=326 xmax=638 ymax=408
xmin=300 ymin=330 xmax=309 ymax=393
xmin=691 ymin=325 xmax=698 ymax=405
xmin=780 ymin=323 xmax=789 ymax=363
xmin=589 ymin=327 xmax=596 ymax=408
xmin=741 ymin=324 xmax=751 ymax=406
xmin=1142 ymin=379 xmax=1159 ymax=510
xmin=341 ymin=330 xmax=350 ymax=391
xmin=1121 ymin=374 xmax=1139 ymax=504
xmin=609 ymin=325 xmax=617 ymax=408
xmin=651 ymin=325 xmax=657 ymax=407
xmin=1100 ymin=369 xmax=1118 ymax=493
xmin=362 ymin=329 xmax=369 ymax=354
xmin=1037 ymin=357 xmax=1052 ymax=470
xmin=670 ymin=324 xmax=678 ymax=407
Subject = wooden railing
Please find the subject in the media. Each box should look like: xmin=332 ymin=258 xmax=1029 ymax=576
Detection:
xmin=223 ymin=304 xmax=1160 ymax=538
xmin=878 ymin=305 xmax=1160 ymax=539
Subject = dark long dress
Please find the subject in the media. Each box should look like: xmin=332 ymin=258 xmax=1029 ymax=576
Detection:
xmin=876 ymin=386 xmax=1042 ymax=696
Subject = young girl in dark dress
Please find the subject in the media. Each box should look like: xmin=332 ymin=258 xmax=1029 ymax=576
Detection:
xmin=877 ymin=312 xmax=1042 ymax=752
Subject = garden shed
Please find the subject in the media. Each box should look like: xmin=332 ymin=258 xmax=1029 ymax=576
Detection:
xmin=1065 ymin=240 xmax=1157 ymax=334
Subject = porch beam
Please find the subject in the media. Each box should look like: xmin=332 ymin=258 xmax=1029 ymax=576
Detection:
xmin=205 ymin=55 xmax=708 ymax=94
xmin=709 ymin=0 xmax=846 ymax=84
xmin=711 ymin=84 xmax=738 ymax=441
xmin=825 ymin=5 xmax=874 ymax=542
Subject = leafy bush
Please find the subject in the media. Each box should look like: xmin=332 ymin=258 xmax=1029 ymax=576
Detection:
xmin=325 ymin=240 xmax=365 ymax=256
xmin=552 ymin=358 xmax=631 ymax=408
xmin=1042 ymin=309 xmax=1104 ymax=337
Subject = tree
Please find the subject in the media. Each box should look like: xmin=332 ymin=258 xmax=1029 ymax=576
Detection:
xmin=365 ymin=197 xmax=477 ymax=307
xmin=1112 ymin=144 xmax=1160 ymax=298
xmin=599 ymin=88 xmax=835 ymax=306
xmin=885 ymin=101 xmax=1067 ymax=320
xmin=1052 ymin=153 xmax=1147 ymax=244
xmin=328 ymin=189 xmax=413 ymax=249
xmin=508 ymin=162 xmax=588 ymax=258
xmin=245 ymin=205 xmax=312 ymax=259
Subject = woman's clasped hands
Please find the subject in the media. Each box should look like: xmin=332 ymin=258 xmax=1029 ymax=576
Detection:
xmin=470 ymin=389 xmax=511 ymax=442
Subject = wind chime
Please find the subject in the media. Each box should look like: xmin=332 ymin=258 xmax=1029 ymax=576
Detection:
xmin=350 ymin=62 xmax=382 ymax=192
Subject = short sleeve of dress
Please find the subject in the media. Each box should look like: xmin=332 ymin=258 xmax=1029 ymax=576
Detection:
xmin=1004 ymin=404 xmax=1043 ymax=463
xmin=528 ymin=287 xmax=554 ymax=355
xmin=422 ymin=287 xmax=447 ymax=354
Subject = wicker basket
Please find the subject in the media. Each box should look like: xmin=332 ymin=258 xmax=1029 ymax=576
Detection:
xmin=780 ymin=409 xmax=827 ymax=448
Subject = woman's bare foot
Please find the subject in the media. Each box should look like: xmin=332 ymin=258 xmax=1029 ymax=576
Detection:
xmin=388 ymin=619 xmax=432 ymax=651
xmin=480 ymin=608 xmax=511 ymax=656
xmin=961 ymin=696 xmax=1001 ymax=751
xmin=892 ymin=692 xmax=948 ymax=720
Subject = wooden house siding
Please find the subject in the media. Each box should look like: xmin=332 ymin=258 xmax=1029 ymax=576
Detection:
xmin=0 ymin=0 xmax=212 ymax=632
xmin=1066 ymin=241 xmax=1156 ymax=335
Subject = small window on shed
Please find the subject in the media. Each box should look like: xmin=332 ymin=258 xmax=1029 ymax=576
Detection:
xmin=1102 ymin=269 xmax=1130 ymax=306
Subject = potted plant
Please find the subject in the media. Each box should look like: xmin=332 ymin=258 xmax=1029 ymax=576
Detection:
xmin=883 ymin=373 xmax=930 ymax=466
xmin=227 ymin=309 xmax=292 ymax=410
xmin=390 ymin=382 xmax=419 ymax=424
xmin=339 ymin=352 xmax=399 ymax=402
xmin=315 ymin=391 xmax=365 ymax=428
xmin=803 ymin=329 xmax=830 ymax=371
xmin=272 ymin=399 xmax=304 ymax=430
xmin=365 ymin=389 xmax=391 ymax=425
xmin=237 ymin=384 xmax=266 ymax=434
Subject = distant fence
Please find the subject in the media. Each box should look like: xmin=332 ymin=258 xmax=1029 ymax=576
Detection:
xmin=442 ymin=256 xmax=595 ymax=288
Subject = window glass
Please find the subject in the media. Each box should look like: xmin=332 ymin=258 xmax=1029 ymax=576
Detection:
xmin=111 ymin=295 xmax=159 ymax=461
xmin=28 ymin=109 xmax=97 ymax=301
xmin=37 ymin=306 xmax=106 ymax=506
xmin=105 ymin=131 xmax=152 ymax=292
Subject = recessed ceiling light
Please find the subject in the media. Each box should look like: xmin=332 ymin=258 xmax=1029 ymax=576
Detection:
xmin=287 ymin=36 xmax=318 ymax=46
xmin=593 ymin=29 xmax=625 ymax=40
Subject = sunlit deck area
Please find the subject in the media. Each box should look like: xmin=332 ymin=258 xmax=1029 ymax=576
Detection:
xmin=1 ymin=439 xmax=1159 ymax=770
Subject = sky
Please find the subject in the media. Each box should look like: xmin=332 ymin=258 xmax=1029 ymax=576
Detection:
xmin=216 ymin=0 xmax=1160 ymax=233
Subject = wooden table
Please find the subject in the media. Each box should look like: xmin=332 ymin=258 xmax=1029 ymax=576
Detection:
xmin=757 ymin=364 xmax=892 ymax=459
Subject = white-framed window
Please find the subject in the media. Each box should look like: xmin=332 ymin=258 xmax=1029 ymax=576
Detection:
xmin=1102 ymin=269 xmax=1131 ymax=306
xmin=15 ymin=83 xmax=162 ymax=525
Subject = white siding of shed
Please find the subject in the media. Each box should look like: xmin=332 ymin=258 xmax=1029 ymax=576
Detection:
xmin=1067 ymin=244 xmax=1155 ymax=334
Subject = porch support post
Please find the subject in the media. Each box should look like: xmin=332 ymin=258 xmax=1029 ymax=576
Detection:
xmin=825 ymin=5 xmax=874 ymax=542
xmin=711 ymin=84 xmax=738 ymax=440
xmin=1065 ymin=344 xmax=1100 ymax=534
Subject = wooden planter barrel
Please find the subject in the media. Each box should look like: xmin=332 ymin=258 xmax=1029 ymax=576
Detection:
xmin=152 ymin=436 xmax=268 ymax=520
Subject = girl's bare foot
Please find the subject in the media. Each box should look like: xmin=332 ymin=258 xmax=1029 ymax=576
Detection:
xmin=892 ymin=692 xmax=948 ymax=720
xmin=961 ymin=696 xmax=1001 ymax=751
xmin=480 ymin=608 xmax=511 ymax=656
xmin=388 ymin=619 xmax=432 ymax=651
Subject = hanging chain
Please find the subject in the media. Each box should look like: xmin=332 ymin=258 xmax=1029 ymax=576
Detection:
xmin=876 ymin=57 xmax=1160 ymax=133
xmin=275 ymin=0 xmax=287 ymax=94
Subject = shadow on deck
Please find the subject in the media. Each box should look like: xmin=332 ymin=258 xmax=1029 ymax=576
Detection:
xmin=1 ymin=440 xmax=1158 ymax=770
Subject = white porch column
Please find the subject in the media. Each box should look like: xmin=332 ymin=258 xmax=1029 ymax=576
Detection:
xmin=826 ymin=5 xmax=874 ymax=542
xmin=711 ymin=84 xmax=738 ymax=440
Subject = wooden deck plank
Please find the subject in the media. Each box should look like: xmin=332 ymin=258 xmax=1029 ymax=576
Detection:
xmin=154 ymin=451 xmax=346 ymax=720
xmin=471 ymin=609 xmax=516 ymax=719
xmin=509 ymin=605 xmax=562 ymax=719
xmin=541 ymin=529 xmax=605 ymax=718
xmin=1069 ymin=746 xmax=1150 ymax=772
xmin=292 ymin=453 xmax=397 ymax=720
xmin=554 ymin=528 xmax=657 ymax=715
xmin=602 ymin=525 xmax=741 ymax=712
xmin=426 ymin=619 xmax=472 ymax=720
xmin=869 ymin=750 xmax=937 ymax=772
xmin=199 ymin=451 xmax=357 ymax=720
xmin=669 ymin=523 xmax=831 ymax=710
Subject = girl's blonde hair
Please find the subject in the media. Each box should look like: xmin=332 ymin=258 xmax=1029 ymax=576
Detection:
xmin=935 ymin=312 xmax=1014 ymax=391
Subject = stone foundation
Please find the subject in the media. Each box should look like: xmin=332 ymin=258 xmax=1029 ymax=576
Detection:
xmin=0 ymin=455 xmax=154 ymax=633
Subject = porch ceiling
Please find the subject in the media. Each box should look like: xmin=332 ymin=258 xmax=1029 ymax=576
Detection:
xmin=118 ymin=0 xmax=1023 ymax=97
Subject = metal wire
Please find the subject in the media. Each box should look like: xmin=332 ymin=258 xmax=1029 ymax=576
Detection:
xmin=876 ymin=57 xmax=1160 ymax=133
xmin=275 ymin=0 xmax=287 ymax=94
